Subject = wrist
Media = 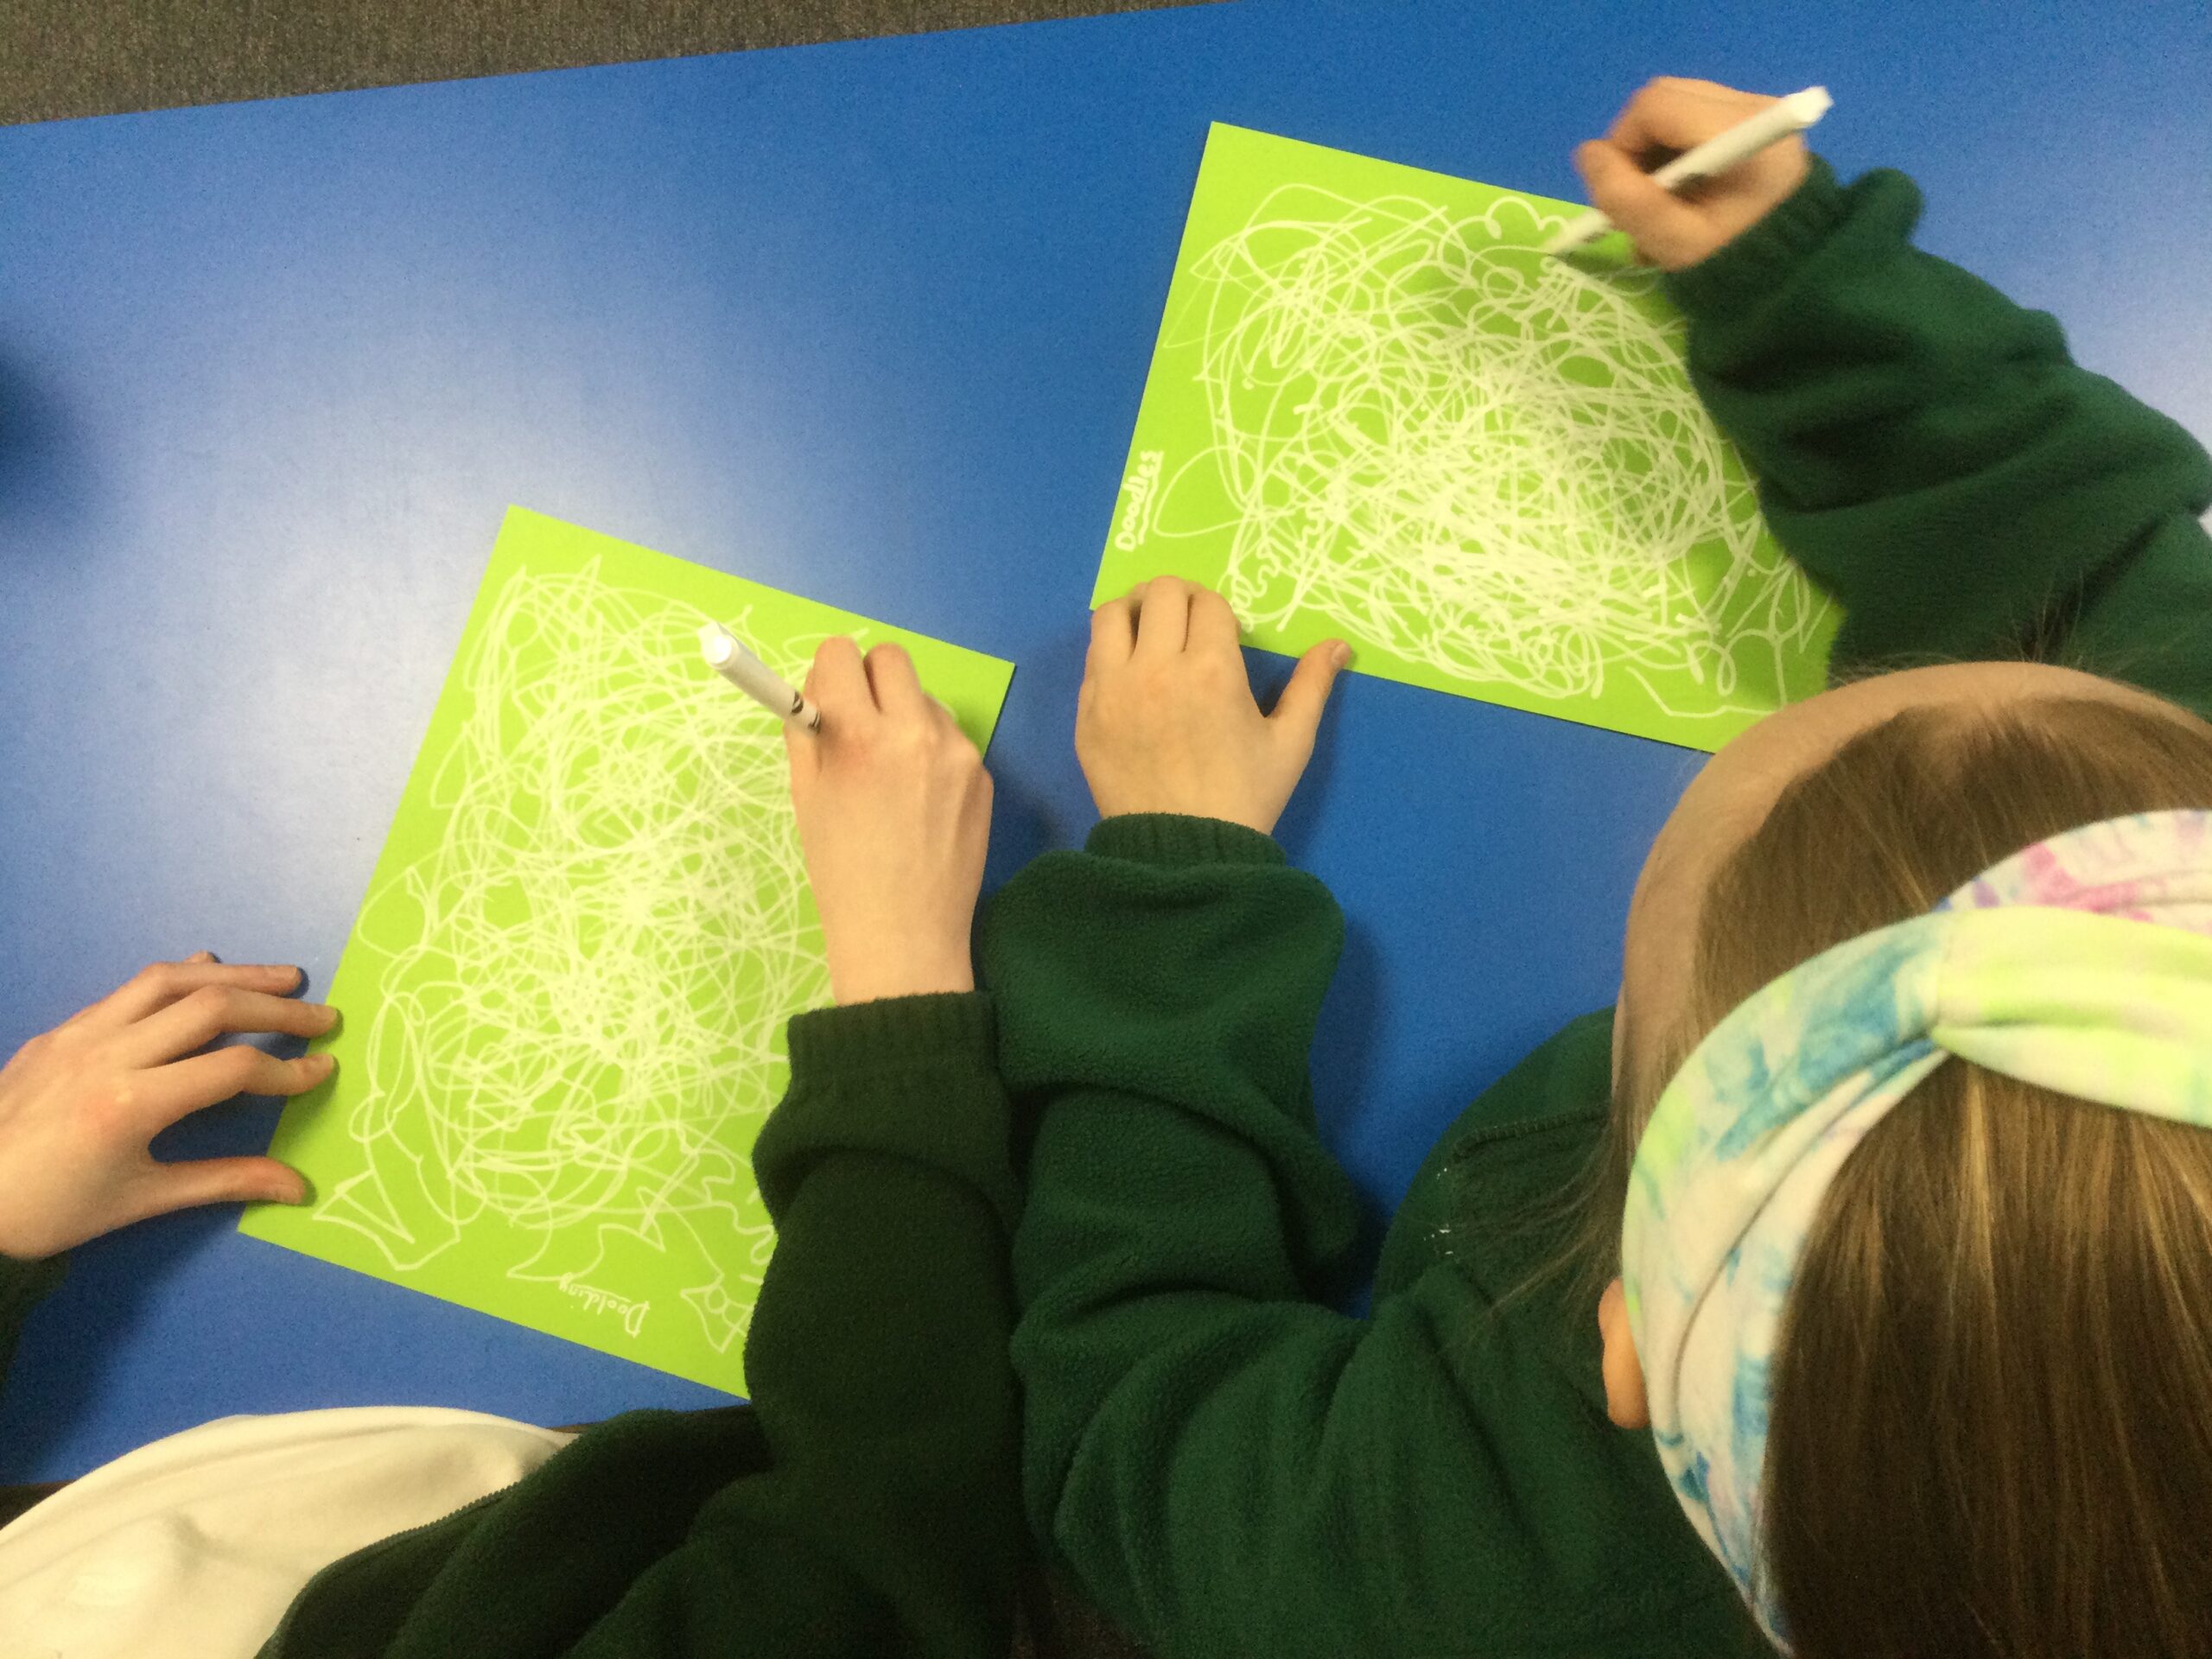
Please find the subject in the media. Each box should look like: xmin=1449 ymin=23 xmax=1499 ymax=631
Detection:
xmin=826 ymin=947 xmax=976 ymax=1007
xmin=1092 ymin=782 xmax=1277 ymax=834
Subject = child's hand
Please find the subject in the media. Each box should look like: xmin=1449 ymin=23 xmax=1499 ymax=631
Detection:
xmin=0 ymin=954 xmax=334 ymax=1261
xmin=786 ymin=639 xmax=993 ymax=1006
xmin=1077 ymin=577 xmax=1348 ymax=836
xmin=1572 ymin=78 xmax=1813 ymax=270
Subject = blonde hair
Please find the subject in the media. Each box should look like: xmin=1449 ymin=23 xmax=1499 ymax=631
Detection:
xmin=1607 ymin=692 xmax=2212 ymax=1656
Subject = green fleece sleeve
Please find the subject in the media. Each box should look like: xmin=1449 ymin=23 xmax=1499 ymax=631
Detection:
xmin=1669 ymin=162 xmax=2212 ymax=717
xmin=982 ymin=818 xmax=1760 ymax=1659
xmin=318 ymin=993 xmax=1027 ymax=1659
xmin=646 ymin=992 xmax=1023 ymax=1658
xmin=0 ymin=1253 xmax=65 ymax=1398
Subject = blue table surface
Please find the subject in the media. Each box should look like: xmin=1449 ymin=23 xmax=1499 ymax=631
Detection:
xmin=2 ymin=0 xmax=2207 ymax=1480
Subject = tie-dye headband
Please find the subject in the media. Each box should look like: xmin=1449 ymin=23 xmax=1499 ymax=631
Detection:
xmin=1620 ymin=810 xmax=2212 ymax=1650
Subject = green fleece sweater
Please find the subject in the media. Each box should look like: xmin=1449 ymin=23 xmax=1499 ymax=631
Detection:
xmin=978 ymin=162 xmax=2212 ymax=1659
xmin=0 ymin=994 xmax=1027 ymax=1657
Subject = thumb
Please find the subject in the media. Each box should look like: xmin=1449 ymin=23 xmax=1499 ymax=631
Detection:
xmin=134 ymin=1156 xmax=309 ymax=1227
xmin=1270 ymin=640 xmax=1351 ymax=746
xmin=1572 ymin=141 xmax=1710 ymax=269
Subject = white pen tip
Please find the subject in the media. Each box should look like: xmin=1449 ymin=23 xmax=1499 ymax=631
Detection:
xmin=698 ymin=623 xmax=736 ymax=667
xmin=1543 ymin=209 xmax=1610 ymax=257
xmin=1782 ymin=86 xmax=1833 ymax=124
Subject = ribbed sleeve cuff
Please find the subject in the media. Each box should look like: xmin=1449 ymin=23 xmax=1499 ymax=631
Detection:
xmin=1664 ymin=156 xmax=1851 ymax=315
xmin=785 ymin=990 xmax=997 ymax=1077
xmin=758 ymin=992 xmax=1017 ymax=1231
xmin=1084 ymin=813 xmax=1287 ymax=868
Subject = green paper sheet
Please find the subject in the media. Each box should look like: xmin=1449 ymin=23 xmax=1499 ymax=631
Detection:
xmin=241 ymin=507 xmax=1014 ymax=1394
xmin=1098 ymin=124 xmax=1840 ymax=751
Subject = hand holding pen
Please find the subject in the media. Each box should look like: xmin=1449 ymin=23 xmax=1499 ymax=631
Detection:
xmin=704 ymin=624 xmax=991 ymax=1007
xmin=1557 ymin=79 xmax=1826 ymax=269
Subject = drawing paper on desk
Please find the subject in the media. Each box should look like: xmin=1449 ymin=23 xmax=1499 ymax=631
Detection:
xmin=241 ymin=507 xmax=1014 ymax=1393
xmin=1099 ymin=123 xmax=1838 ymax=751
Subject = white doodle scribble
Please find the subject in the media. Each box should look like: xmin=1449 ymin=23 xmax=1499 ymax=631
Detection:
xmin=316 ymin=559 xmax=832 ymax=1357
xmin=1138 ymin=184 xmax=1832 ymax=717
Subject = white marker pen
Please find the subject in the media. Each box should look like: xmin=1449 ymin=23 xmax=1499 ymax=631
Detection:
xmin=1544 ymin=86 xmax=1833 ymax=257
xmin=699 ymin=623 xmax=823 ymax=733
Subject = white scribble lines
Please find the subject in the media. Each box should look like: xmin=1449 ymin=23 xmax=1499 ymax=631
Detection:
xmin=1129 ymin=182 xmax=1831 ymax=718
xmin=317 ymin=559 xmax=828 ymax=1357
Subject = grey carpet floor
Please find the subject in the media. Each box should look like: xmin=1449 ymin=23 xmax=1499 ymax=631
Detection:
xmin=0 ymin=0 xmax=1221 ymax=125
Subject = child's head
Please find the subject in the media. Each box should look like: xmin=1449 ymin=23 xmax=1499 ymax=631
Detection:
xmin=1596 ymin=662 xmax=2212 ymax=1656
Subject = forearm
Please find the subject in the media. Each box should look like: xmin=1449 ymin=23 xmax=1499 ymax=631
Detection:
xmin=695 ymin=1159 xmax=1020 ymax=1656
xmin=982 ymin=816 xmax=1382 ymax=1642
xmin=1010 ymin=1078 xmax=1371 ymax=1653
xmin=734 ymin=992 xmax=1024 ymax=1656
xmin=1672 ymin=161 xmax=2212 ymax=679
xmin=0 ymin=1252 xmax=65 ymax=1403
xmin=981 ymin=814 xmax=1363 ymax=1313
xmin=2058 ymin=513 xmax=2212 ymax=721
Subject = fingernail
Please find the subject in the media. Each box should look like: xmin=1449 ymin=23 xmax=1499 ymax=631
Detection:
xmin=1331 ymin=643 xmax=1352 ymax=669
xmin=306 ymin=1052 xmax=336 ymax=1077
xmin=188 ymin=950 xmax=216 ymax=963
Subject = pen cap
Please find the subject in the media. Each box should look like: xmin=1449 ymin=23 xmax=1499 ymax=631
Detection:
xmin=699 ymin=622 xmax=740 ymax=667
